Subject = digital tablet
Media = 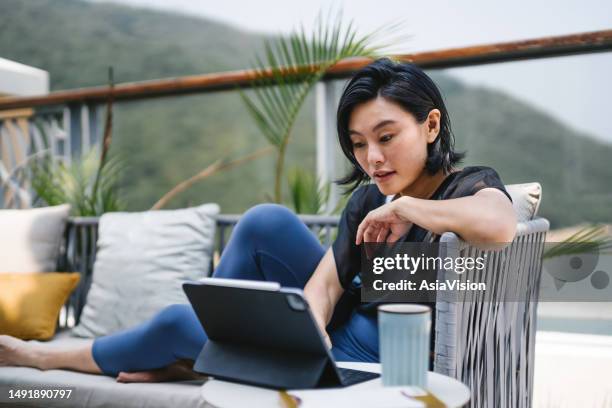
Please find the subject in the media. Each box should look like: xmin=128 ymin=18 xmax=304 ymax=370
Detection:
xmin=183 ymin=278 xmax=379 ymax=389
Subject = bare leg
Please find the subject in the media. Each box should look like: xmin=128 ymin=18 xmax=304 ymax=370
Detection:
xmin=0 ymin=335 xmax=203 ymax=383
xmin=0 ymin=335 xmax=101 ymax=374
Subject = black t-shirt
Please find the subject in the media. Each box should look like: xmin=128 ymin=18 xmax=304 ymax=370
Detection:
xmin=332 ymin=166 xmax=512 ymax=292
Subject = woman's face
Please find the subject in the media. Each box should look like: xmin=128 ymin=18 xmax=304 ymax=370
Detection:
xmin=348 ymin=96 xmax=440 ymax=196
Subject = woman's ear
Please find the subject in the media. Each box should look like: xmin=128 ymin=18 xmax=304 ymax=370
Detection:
xmin=426 ymin=109 xmax=441 ymax=143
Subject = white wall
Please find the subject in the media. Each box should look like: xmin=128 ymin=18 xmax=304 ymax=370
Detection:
xmin=0 ymin=57 xmax=49 ymax=97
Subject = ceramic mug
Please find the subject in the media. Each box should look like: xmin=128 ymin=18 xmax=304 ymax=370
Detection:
xmin=378 ymin=304 xmax=431 ymax=387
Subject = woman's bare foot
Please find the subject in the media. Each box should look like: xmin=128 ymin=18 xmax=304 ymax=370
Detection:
xmin=0 ymin=335 xmax=43 ymax=369
xmin=0 ymin=335 xmax=100 ymax=374
xmin=116 ymin=360 xmax=206 ymax=383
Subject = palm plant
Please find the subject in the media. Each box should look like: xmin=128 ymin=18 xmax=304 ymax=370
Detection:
xmin=287 ymin=166 xmax=347 ymax=215
xmin=30 ymin=66 xmax=124 ymax=216
xmin=287 ymin=167 xmax=329 ymax=214
xmin=543 ymin=224 xmax=612 ymax=259
xmin=241 ymin=12 xmax=399 ymax=203
xmin=30 ymin=148 xmax=124 ymax=216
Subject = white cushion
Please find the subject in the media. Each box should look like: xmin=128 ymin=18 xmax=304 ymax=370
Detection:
xmin=0 ymin=331 xmax=207 ymax=407
xmin=0 ymin=366 xmax=207 ymax=408
xmin=505 ymin=182 xmax=542 ymax=222
xmin=0 ymin=204 xmax=70 ymax=273
xmin=72 ymin=203 xmax=219 ymax=338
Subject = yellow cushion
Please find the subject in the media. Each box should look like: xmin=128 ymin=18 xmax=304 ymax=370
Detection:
xmin=0 ymin=273 xmax=80 ymax=340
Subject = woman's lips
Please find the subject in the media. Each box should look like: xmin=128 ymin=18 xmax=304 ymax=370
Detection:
xmin=373 ymin=171 xmax=396 ymax=182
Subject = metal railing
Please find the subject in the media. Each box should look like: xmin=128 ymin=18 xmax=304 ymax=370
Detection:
xmin=1 ymin=29 xmax=611 ymax=209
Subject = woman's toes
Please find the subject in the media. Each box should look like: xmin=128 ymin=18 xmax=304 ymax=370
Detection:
xmin=116 ymin=370 xmax=167 ymax=383
xmin=117 ymin=369 xmax=182 ymax=383
xmin=115 ymin=361 xmax=202 ymax=383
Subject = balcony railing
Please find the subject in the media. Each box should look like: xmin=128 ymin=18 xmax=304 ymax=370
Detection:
xmin=1 ymin=29 xmax=611 ymax=209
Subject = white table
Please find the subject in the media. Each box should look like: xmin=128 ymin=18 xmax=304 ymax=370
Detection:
xmin=201 ymin=362 xmax=470 ymax=407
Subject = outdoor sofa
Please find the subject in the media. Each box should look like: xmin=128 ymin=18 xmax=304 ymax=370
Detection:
xmin=0 ymin=183 xmax=548 ymax=408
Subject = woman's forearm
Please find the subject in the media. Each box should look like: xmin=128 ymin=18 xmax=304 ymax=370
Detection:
xmin=304 ymin=282 xmax=334 ymax=327
xmin=303 ymin=249 xmax=345 ymax=347
xmin=394 ymin=189 xmax=516 ymax=243
xmin=304 ymin=278 xmax=335 ymax=349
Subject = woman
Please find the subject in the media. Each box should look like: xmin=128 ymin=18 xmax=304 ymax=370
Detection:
xmin=0 ymin=58 xmax=516 ymax=382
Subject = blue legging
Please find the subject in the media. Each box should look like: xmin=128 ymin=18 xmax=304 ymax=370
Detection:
xmin=92 ymin=204 xmax=379 ymax=376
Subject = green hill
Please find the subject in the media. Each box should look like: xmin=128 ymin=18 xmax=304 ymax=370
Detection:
xmin=436 ymin=76 xmax=612 ymax=227
xmin=1 ymin=0 xmax=611 ymax=228
xmin=0 ymin=0 xmax=266 ymax=88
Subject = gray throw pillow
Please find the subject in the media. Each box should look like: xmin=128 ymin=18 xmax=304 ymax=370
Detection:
xmin=505 ymin=182 xmax=542 ymax=222
xmin=72 ymin=203 xmax=219 ymax=338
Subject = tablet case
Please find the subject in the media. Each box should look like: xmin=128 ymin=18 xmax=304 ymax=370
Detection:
xmin=184 ymin=281 xmax=344 ymax=389
xmin=194 ymin=340 xmax=341 ymax=389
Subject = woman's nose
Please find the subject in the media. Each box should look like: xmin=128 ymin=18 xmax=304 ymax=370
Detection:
xmin=367 ymin=145 xmax=385 ymax=166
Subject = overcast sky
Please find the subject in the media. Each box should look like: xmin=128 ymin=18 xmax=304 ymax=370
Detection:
xmin=96 ymin=0 xmax=612 ymax=142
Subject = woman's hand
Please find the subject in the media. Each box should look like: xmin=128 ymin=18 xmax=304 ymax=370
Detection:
xmin=355 ymin=198 xmax=412 ymax=245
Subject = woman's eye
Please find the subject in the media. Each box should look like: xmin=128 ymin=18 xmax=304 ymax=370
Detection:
xmin=352 ymin=142 xmax=365 ymax=149
xmin=380 ymin=134 xmax=393 ymax=142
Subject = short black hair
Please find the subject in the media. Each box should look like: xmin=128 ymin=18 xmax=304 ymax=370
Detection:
xmin=336 ymin=58 xmax=464 ymax=193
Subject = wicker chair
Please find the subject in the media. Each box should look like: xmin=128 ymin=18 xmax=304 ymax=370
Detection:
xmin=434 ymin=217 xmax=550 ymax=408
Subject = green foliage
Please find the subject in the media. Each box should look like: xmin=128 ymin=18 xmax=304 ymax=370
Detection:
xmin=543 ymin=225 xmax=612 ymax=259
xmin=30 ymin=149 xmax=125 ymax=216
xmin=287 ymin=167 xmax=329 ymax=214
xmin=287 ymin=167 xmax=348 ymax=215
xmin=241 ymin=11 xmax=398 ymax=203
xmin=2 ymin=0 xmax=612 ymax=226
